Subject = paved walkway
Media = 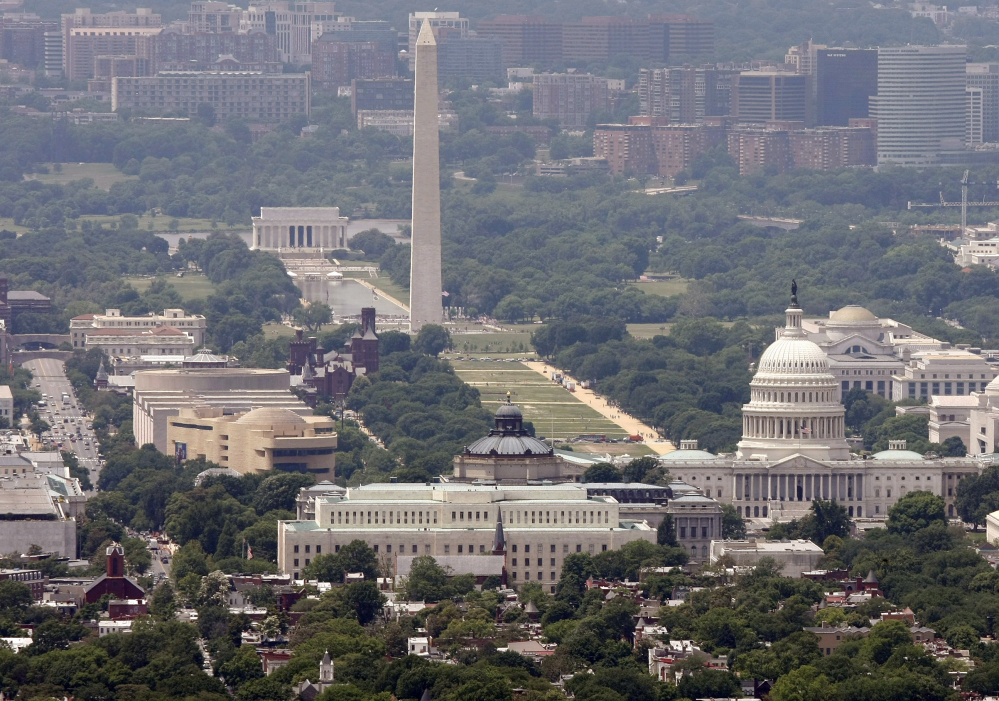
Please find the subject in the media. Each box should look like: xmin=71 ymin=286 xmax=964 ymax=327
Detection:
xmin=521 ymin=361 xmax=675 ymax=456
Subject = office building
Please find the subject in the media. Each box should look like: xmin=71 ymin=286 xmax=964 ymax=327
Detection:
xmin=968 ymin=87 xmax=985 ymax=145
xmin=61 ymin=8 xmax=161 ymax=80
xmin=476 ymin=15 xmax=562 ymax=67
xmin=891 ymin=349 xmax=999 ymax=402
xmin=187 ymin=1 xmax=242 ymax=33
xmin=731 ymin=72 xmax=812 ymax=125
xmin=815 ymin=49 xmax=877 ymax=126
xmin=78 ymin=326 xmax=197 ymax=358
xmin=311 ymin=28 xmax=396 ymax=90
xmin=648 ymin=15 xmax=714 ymax=63
xmin=533 ymin=73 xmax=610 ymax=128
xmin=785 ymin=39 xmax=825 ymax=77
xmin=112 ymin=71 xmax=310 ymax=122
xmin=131 ymin=367 xmax=308 ymax=452
xmin=277 ymin=482 xmax=657 ymax=589
xmin=1 ymin=14 xmax=58 ymax=69
xmin=593 ymin=119 xmax=726 ymax=178
xmin=407 ymin=12 xmax=467 ymax=69
xmin=438 ymin=36 xmax=503 ymax=83
xmin=871 ymin=45 xmax=967 ymax=166
xmin=251 ymin=206 xmax=349 ymax=251
xmin=967 ymin=63 xmax=999 ymax=142
xmin=561 ymin=17 xmax=652 ymax=64
xmin=241 ymin=1 xmax=336 ymax=64
xmin=638 ymin=66 xmax=723 ymax=123
xmin=147 ymin=27 xmax=278 ymax=72
xmin=168 ymin=406 xmax=337 ymax=477
xmin=71 ymin=308 xmax=206 ymax=348
xmin=0 ymin=471 xmax=85 ymax=557
xmin=350 ymin=77 xmax=413 ymax=116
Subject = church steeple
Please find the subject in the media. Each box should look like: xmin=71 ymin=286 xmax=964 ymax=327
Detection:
xmin=319 ymin=650 xmax=334 ymax=683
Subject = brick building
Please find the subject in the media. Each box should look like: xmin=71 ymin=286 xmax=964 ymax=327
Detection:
xmin=533 ymin=73 xmax=610 ymax=128
xmin=147 ymin=27 xmax=278 ymax=72
xmin=475 ymin=15 xmax=562 ymax=67
xmin=112 ymin=70 xmax=310 ymax=122
xmin=562 ymin=17 xmax=653 ymax=64
xmin=311 ymin=39 xmax=394 ymax=90
xmin=594 ymin=118 xmax=726 ymax=177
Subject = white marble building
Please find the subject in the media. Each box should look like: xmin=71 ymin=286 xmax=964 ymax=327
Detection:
xmin=661 ymin=291 xmax=987 ymax=523
xmin=251 ymin=207 xmax=349 ymax=252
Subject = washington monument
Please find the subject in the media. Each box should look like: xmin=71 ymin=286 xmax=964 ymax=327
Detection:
xmin=409 ymin=20 xmax=442 ymax=332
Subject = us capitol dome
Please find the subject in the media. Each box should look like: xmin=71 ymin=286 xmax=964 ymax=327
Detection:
xmin=736 ymin=284 xmax=851 ymax=462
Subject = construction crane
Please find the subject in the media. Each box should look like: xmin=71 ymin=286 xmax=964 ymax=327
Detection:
xmin=908 ymin=170 xmax=999 ymax=231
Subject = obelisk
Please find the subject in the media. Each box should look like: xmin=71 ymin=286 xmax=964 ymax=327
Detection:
xmin=409 ymin=19 xmax=442 ymax=333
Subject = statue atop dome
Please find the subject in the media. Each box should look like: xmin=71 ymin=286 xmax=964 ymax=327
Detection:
xmin=790 ymin=279 xmax=798 ymax=306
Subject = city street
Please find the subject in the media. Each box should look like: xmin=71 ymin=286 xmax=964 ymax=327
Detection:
xmin=22 ymin=358 xmax=102 ymax=488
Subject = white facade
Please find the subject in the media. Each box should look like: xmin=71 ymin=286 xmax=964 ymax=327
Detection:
xmin=278 ymin=483 xmax=655 ymax=592
xmin=891 ymin=349 xmax=999 ymax=402
xmin=800 ymin=305 xmax=944 ymax=400
xmin=954 ymin=237 xmax=999 ymax=268
xmin=660 ymin=291 xmax=986 ymax=523
xmin=928 ymin=394 xmax=976 ymax=446
xmin=871 ymin=45 xmax=967 ymax=165
xmin=70 ymin=308 xmax=206 ymax=348
xmin=251 ymin=207 xmax=349 ymax=252
xmin=710 ymin=539 xmax=823 ymax=578
xmin=970 ymin=377 xmax=999 ymax=455
xmin=0 ymin=385 xmax=13 ymax=425
xmin=242 ymin=1 xmax=336 ymax=64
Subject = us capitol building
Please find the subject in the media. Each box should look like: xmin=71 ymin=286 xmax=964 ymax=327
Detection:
xmin=663 ymin=287 xmax=987 ymax=523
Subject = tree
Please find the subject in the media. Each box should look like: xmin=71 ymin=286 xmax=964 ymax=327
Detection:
xmin=150 ymin=581 xmax=178 ymax=621
xmin=769 ymin=665 xmax=835 ymax=701
xmin=402 ymin=556 xmax=451 ymax=602
xmin=657 ymin=515 xmax=677 ymax=546
xmin=200 ymin=570 xmax=230 ymax=608
xmin=304 ymin=540 xmax=379 ymax=583
xmin=293 ymin=302 xmax=334 ymax=333
xmin=808 ymin=499 xmax=851 ymax=544
xmin=339 ymin=581 xmax=386 ymax=624
xmin=721 ymin=503 xmax=746 ymax=539
xmin=582 ymin=463 xmax=621 ymax=483
xmin=887 ymin=491 xmax=946 ymax=535
xmin=218 ymin=643 xmax=265 ymax=689
xmin=0 ymin=580 xmax=32 ymax=614
xmin=622 ymin=456 xmax=660 ymax=483
xmin=349 ymin=229 xmax=395 ymax=258
xmin=414 ymin=325 xmax=451 ymax=357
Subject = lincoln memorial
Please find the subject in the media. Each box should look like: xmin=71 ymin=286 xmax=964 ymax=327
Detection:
xmin=251 ymin=207 xmax=349 ymax=252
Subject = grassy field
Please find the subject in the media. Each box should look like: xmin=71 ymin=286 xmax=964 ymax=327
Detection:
xmin=124 ymin=273 xmax=216 ymax=301
xmin=24 ymin=163 xmax=136 ymax=190
xmin=263 ymin=322 xmax=298 ymax=340
xmin=451 ymin=324 xmax=536 ymax=354
xmin=626 ymin=323 xmax=674 ymax=339
xmin=451 ymin=359 xmax=629 ymax=441
xmin=0 ymin=218 xmax=30 ymax=235
xmin=629 ymin=278 xmax=691 ymax=297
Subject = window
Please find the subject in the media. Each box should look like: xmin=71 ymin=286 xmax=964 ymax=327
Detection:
xmin=387 ymin=544 xmax=392 ymax=553
xmin=512 ymin=545 xmax=517 ymax=553
xmin=305 ymin=545 xmax=310 ymax=553
xmin=316 ymin=545 xmax=321 ymax=554
xmin=294 ymin=559 xmax=299 ymax=567
xmin=602 ymin=544 xmax=607 ymax=551
xmin=412 ymin=545 xmax=417 ymax=553
xmin=513 ymin=558 xmax=517 ymax=566
xmin=525 ymin=545 xmax=530 ymax=552
xmin=551 ymin=544 xmax=556 ymax=552
xmin=551 ymin=558 xmax=556 ymax=566
xmin=294 ymin=545 xmax=299 ymax=553
xmin=444 ymin=545 xmax=449 ymax=554
xmin=458 ymin=545 xmax=463 ymax=553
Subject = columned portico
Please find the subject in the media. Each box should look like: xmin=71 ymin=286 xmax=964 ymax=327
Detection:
xmin=251 ymin=207 xmax=350 ymax=252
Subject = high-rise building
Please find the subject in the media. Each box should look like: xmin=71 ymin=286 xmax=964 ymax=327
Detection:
xmin=475 ymin=15 xmax=562 ymax=68
xmin=311 ymin=38 xmax=395 ymax=90
xmin=967 ymin=63 xmax=999 ymax=142
xmin=731 ymin=72 xmax=812 ymax=126
xmin=561 ymin=16 xmax=652 ymax=64
xmin=647 ymin=15 xmax=715 ymax=63
xmin=147 ymin=26 xmax=278 ymax=72
xmin=407 ymin=12 xmax=467 ymax=69
xmin=187 ymin=1 xmax=242 ymax=33
xmin=61 ymin=8 xmax=161 ymax=78
xmin=1 ymin=14 xmax=58 ymax=69
xmin=350 ymin=77 xmax=413 ymax=116
xmin=870 ymin=45 xmax=967 ymax=166
xmin=65 ymin=25 xmax=162 ymax=81
xmin=593 ymin=119 xmax=726 ymax=177
xmin=242 ymin=1 xmax=336 ymax=64
xmin=815 ymin=49 xmax=877 ymax=126
xmin=638 ymin=66 xmax=723 ymax=123
xmin=438 ymin=36 xmax=503 ymax=83
xmin=968 ymin=87 xmax=984 ymax=146
xmin=533 ymin=73 xmax=610 ymax=128
xmin=409 ymin=21 xmax=443 ymax=332
xmin=785 ymin=39 xmax=825 ymax=77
